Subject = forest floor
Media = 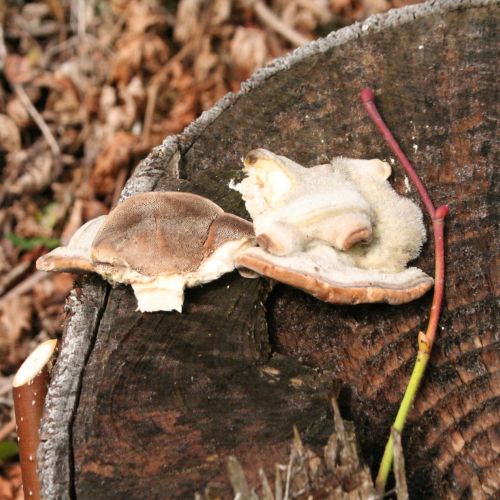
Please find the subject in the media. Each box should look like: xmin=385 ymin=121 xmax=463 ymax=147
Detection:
xmin=0 ymin=0 xmax=418 ymax=497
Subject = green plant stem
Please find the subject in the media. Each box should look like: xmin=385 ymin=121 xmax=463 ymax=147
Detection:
xmin=375 ymin=341 xmax=430 ymax=492
xmin=359 ymin=88 xmax=449 ymax=495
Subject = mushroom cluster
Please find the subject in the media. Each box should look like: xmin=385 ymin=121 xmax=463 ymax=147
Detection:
xmin=37 ymin=149 xmax=433 ymax=312
xmin=231 ymin=149 xmax=433 ymax=305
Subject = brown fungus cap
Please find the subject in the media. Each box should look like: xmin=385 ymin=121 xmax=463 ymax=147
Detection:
xmin=36 ymin=192 xmax=256 ymax=312
xmin=90 ymin=192 xmax=232 ymax=276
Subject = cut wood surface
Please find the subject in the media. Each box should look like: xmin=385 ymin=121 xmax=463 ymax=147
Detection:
xmin=39 ymin=0 xmax=499 ymax=498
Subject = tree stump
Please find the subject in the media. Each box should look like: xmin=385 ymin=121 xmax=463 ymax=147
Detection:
xmin=39 ymin=0 xmax=499 ymax=498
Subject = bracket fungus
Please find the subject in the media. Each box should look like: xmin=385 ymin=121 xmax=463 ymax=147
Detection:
xmin=232 ymin=149 xmax=433 ymax=305
xmin=37 ymin=192 xmax=255 ymax=312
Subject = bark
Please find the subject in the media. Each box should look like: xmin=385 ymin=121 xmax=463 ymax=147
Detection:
xmin=39 ymin=0 xmax=499 ymax=498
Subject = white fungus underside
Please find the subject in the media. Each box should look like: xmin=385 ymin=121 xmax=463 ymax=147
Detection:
xmin=232 ymin=153 xmax=427 ymax=274
xmin=119 ymin=237 xmax=254 ymax=312
xmin=238 ymin=243 xmax=432 ymax=289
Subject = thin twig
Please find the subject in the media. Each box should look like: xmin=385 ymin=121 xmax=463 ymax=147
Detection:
xmin=360 ymin=89 xmax=435 ymax=217
xmin=0 ymin=418 xmax=16 ymax=442
xmin=13 ymin=84 xmax=61 ymax=156
xmin=391 ymin=428 xmax=409 ymax=500
xmin=142 ymin=42 xmax=193 ymax=145
xmin=77 ymin=0 xmax=87 ymax=42
xmin=360 ymin=88 xmax=448 ymax=494
xmin=0 ymin=25 xmax=7 ymax=70
xmin=0 ymin=271 xmax=48 ymax=307
xmin=0 ymin=261 xmax=32 ymax=297
xmin=252 ymin=0 xmax=310 ymax=47
xmin=0 ymin=376 xmax=15 ymax=398
xmin=111 ymin=168 xmax=129 ymax=207
xmin=283 ymin=448 xmax=295 ymax=500
xmin=143 ymin=82 xmax=160 ymax=146
xmin=41 ymin=34 xmax=114 ymax=68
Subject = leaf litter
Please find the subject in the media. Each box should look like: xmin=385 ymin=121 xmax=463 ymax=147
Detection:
xmin=0 ymin=0 xmax=418 ymax=494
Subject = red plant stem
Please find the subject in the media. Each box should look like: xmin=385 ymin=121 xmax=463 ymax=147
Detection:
xmin=426 ymin=206 xmax=448 ymax=346
xmin=359 ymin=88 xmax=449 ymax=493
xmin=360 ymin=87 xmax=449 ymax=350
xmin=360 ymin=88 xmax=436 ymax=218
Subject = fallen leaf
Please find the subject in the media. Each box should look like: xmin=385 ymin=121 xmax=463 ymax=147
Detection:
xmin=209 ymin=0 xmax=232 ymax=27
xmin=90 ymin=131 xmax=137 ymax=195
xmin=110 ymin=33 xmax=169 ymax=85
xmin=0 ymin=463 xmax=23 ymax=500
xmin=0 ymin=116 xmax=21 ymax=154
xmin=33 ymin=273 xmax=74 ymax=309
xmin=230 ymin=27 xmax=269 ymax=79
xmin=44 ymin=74 xmax=83 ymax=126
xmin=3 ymin=55 xmax=36 ymax=85
xmin=7 ymin=143 xmax=54 ymax=195
xmin=0 ymin=296 xmax=33 ymax=365
xmin=193 ymin=37 xmax=219 ymax=82
xmin=6 ymin=98 xmax=32 ymax=128
xmin=174 ymin=0 xmax=203 ymax=44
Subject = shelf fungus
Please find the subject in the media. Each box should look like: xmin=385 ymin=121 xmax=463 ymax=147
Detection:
xmin=231 ymin=149 xmax=433 ymax=305
xmin=36 ymin=192 xmax=255 ymax=312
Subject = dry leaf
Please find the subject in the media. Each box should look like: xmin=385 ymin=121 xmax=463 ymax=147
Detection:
xmin=120 ymin=76 xmax=146 ymax=130
xmin=110 ymin=0 xmax=130 ymax=15
xmin=44 ymin=74 xmax=83 ymax=126
xmin=0 ymin=115 xmax=21 ymax=154
xmin=360 ymin=0 xmax=391 ymax=17
xmin=0 ymin=246 xmax=12 ymax=275
xmin=209 ymin=0 xmax=233 ymax=26
xmin=82 ymin=199 xmax=109 ymax=222
xmin=3 ymin=55 xmax=36 ymax=85
xmin=125 ymin=0 xmax=171 ymax=34
xmin=0 ymin=296 xmax=33 ymax=359
xmin=0 ymin=475 xmax=13 ymax=500
xmin=141 ymin=34 xmax=170 ymax=76
xmin=297 ymin=0 xmax=334 ymax=24
xmin=7 ymin=143 xmax=54 ymax=195
xmin=90 ymin=131 xmax=137 ymax=195
xmin=109 ymin=35 xmax=144 ymax=85
xmin=59 ymin=199 xmax=83 ymax=245
xmin=32 ymin=273 xmax=74 ymax=337
xmin=149 ymin=61 xmax=198 ymax=141
xmin=0 ymin=462 xmax=23 ymax=500
xmin=33 ymin=273 xmax=74 ymax=310
xmin=230 ymin=27 xmax=268 ymax=79
xmin=6 ymin=97 xmax=32 ymax=128
xmin=329 ymin=0 xmax=354 ymax=14
xmin=193 ymin=37 xmax=220 ymax=82
xmin=110 ymin=33 xmax=169 ymax=85
xmin=174 ymin=0 xmax=203 ymax=44
xmin=99 ymin=86 xmax=118 ymax=119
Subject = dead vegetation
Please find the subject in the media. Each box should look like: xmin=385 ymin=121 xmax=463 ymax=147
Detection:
xmin=0 ymin=0 xmax=418 ymax=496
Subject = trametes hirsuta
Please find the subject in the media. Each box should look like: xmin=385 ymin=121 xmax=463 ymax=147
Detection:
xmin=232 ymin=149 xmax=433 ymax=305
